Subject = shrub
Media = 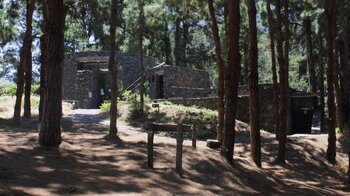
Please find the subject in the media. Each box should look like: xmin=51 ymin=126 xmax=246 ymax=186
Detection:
xmin=31 ymin=85 xmax=40 ymax=95
xmin=100 ymin=102 xmax=110 ymax=112
xmin=123 ymin=90 xmax=150 ymax=111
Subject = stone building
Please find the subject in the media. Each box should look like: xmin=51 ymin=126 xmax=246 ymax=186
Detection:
xmin=63 ymin=51 xmax=158 ymax=109
xmin=147 ymin=63 xmax=212 ymax=99
xmin=63 ymin=51 xmax=212 ymax=108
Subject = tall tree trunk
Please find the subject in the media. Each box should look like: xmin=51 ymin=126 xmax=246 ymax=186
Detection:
xmin=39 ymin=1 xmax=47 ymax=122
xmin=247 ymin=0 xmax=261 ymax=167
xmin=325 ymin=0 xmax=337 ymax=164
xmin=13 ymin=0 xmax=36 ymax=125
xmin=174 ymin=17 xmax=182 ymax=67
xmin=108 ymin=0 xmax=118 ymax=138
xmin=347 ymin=0 xmax=350 ymax=184
xmin=318 ymin=34 xmax=326 ymax=134
xmin=23 ymin=0 xmax=36 ymax=119
xmin=139 ymin=0 xmax=145 ymax=113
xmin=163 ymin=24 xmax=172 ymax=65
xmin=39 ymin=35 xmax=47 ymax=121
xmin=335 ymin=47 xmax=344 ymax=133
xmin=222 ymin=0 xmax=240 ymax=164
xmin=208 ymin=0 xmax=224 ymax=143
xmin=182 ymin=21 xmax=189 ymax=68
xmin=304 ymin=17 xmax=317 ymax=93
xmin=275 ymin=0 xmax=289 ymax=163
xmin=266 ymin=0 xmax=279 ymax=135
xmin=338 ymin=32 xmax=350 ymax=131
xmin=24 ymin=41 xmax=33 ymax=118
xmin=39 ymin=0 xmax=65 ymax=148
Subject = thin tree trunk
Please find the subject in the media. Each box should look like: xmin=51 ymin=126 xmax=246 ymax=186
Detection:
xmin=174 ymin=16 xmax=182 ymax=67
xmin=337 ymin=33 xmax=350 ymax=130
xmin=139 ymin=1 xmax=145 ymax=113
xmin=108 ymin=0 xmax=118 ymax=138
xmin=335 ymin=47 xmax=344 ymax=133
xmin=39 ymin=0 xmax=65 ymax=148
xmin=247 ymin=0 xmax=261 ymax=167
xmin=182 ymin=21 xmax=189 ymax=68
xmin=24 ymin=42 xmax=33 ymax=118
xmin=164 ymin=23 xmax=172 ymax=65
xmin=23 ymin=0 xmax=36 ymax=119
xmin=304 ymin=17 xmax=317 ymax=93
xmin=325 ymin=0 xmax=337 ymax=164
xmin=275 ymin=0 xmax=289 ymax=163
xmin=13 ymin=0 xmax=36 ymax=124
xmin=318 ymin=35 xmax=326 ymax=134
xmin=208 ymin=0 xmax=224 ymax=143
xmin=222 ymin=0 xmax=240 ymax=164
xmin=266 ymin=0 xmax=279 ymax=135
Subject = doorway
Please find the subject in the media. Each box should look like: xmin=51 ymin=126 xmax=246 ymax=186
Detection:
xmin=156 ymin=75 xmax=164 ymax=99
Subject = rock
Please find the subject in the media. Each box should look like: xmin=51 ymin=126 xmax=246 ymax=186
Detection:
xmin=207 ymin=139 xmax=221 ymax=149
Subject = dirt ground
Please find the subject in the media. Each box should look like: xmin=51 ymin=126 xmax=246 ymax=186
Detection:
xmin=0 ymin=108 xmax=350 ymax=195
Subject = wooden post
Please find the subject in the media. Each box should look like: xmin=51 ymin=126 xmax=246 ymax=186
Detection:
xmin=147 ymin=129 xmax=154 ymax=168
xmin=176 ymin=124 xmax=183 ymax=175
xmin=192 ymin=123 xmax=197 ymax=148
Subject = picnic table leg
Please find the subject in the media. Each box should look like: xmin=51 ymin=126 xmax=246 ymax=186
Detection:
xmin=176 ymin=124 xmax=183 ymax=175
xmin=147 ymin=130 xmax=154 ymax=168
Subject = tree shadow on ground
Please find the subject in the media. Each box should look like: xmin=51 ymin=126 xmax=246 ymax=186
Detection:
xmin=0 ymin=116 xmax=349 ymax=195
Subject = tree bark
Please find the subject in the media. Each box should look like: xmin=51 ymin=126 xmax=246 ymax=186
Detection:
xmin=304 ymin=17 xmax=317 ymax=93
xmin=325 ymin=0 xmax=337 ymax=164
xmin=275 ymin=0 xmax=289 ymax=163
xmin=337 ymin=32 xmax=349 ymax=129
xmin=163 ymin=24 xmax=172 ymax=65
xmin=266 ymin=0 xmax=279 ymax=135
xmin=347 ymin=0 xmax=350 ymax=184
xmin=174 ymin=16 xmax=182 ymax=67
xmin=334 ymin=47 xmax=344 ymax=133
xmin=139 ymin=0 xmax=145 ymax=113
xmin=39 ymin=1 xmax=47 ymax=122
xmin=247 ymin=0 xmax=261 ymax=167
xmin=39 ymin=0 xmax=65 ymax=148
xmin=24 ymin=41 xmax=33 ymax=118
xmin=318 ymin=35 xmax=326 ymax=134
xmin=222 ymin=0 xmax=240 ymax=164
xmin=208 ymin=0 xmax=224 ymax=143
xmin=23 ymin=0 xmax=36 ymax=119
xmin=39 ymin=34 xmax=47 ymax=120
xmin=13 ymin=0 xmax=36 ymax=124
xmin=108 ymin=0 xmax=118 ymax=138
xmin=182 ymin=21 xmax=189 ymax=68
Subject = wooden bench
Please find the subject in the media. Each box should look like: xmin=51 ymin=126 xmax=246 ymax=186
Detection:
xmin=147 ymin=122 xmax=197 ymax=175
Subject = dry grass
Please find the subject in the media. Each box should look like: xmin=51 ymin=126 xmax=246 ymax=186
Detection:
xmin=0 ymin=96 xmax=74 ymax=120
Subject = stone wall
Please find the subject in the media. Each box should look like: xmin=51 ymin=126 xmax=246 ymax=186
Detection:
xmin=75 ymin=70 xmax=99 ymax=109
xmin=155 ymin=97 xmax=218 ymax=110
xmin=158 ymin=85 xmax=317 ymax=133
xmin=148 ymin=65 xmax=211 ymax=99
xmin=158 ymin=94 xmax=277 ymax=132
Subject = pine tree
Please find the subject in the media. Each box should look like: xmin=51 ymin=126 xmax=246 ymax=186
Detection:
xmin=247 ymin=0 xmax=261 ymax=167
xmin=108 ymin=0 xmax=118 ymax=138
xmin=39 ymin=0 xmax=66 ymax=148
xmin=223 ymin=0 xmax=240 ymax=164
xmin=208 ymin=0 xmax=224 ymax=143
xmin=324 ymin=0 xmax=337 ymax=164
xmin=13 ymin=0 xmax=36 ymax=124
